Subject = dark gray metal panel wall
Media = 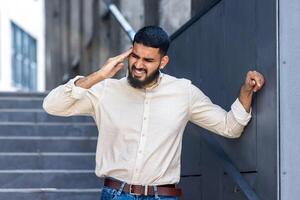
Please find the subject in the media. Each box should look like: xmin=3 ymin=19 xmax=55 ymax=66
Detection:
xmin=167 ymin=0 xmax=278 ymax=199
xmin=279 ymin=0 xmax=300 ymax=199
xmin=254 ymin=0 xmax=278 ymax=199
xmin=191 ymin=0 xmax=220 ymax=17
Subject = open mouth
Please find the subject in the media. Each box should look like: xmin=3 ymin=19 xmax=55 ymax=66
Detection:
xmin=132 ymin=67 xmax=147 ymax=78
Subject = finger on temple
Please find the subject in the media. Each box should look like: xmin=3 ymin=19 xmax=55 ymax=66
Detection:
xmin=118 ymin=48 xmax=133 ymax=60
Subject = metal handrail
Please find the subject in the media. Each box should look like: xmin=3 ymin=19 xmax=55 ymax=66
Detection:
xmin=103 ymin=0 xmax=136 ymax=41
xmin=200 ymin=132 xmax=260 ymax=200
xmin=170 ymin=0 xmax=222 ymax=41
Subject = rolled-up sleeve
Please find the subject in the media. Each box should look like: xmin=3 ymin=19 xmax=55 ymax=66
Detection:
xmin=43 ymin=76 xmax=105 ymax=117
xmin=188 ymin=83 xmax=252 ymax=138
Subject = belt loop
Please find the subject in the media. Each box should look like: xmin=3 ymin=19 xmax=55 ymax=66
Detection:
xmin=116 ymin=182 xmax=126 ymax=196
xmin=144 ymin=185 xmax=148 ymax=196
xmin=153 ymin=186 xmax=160 ymax=200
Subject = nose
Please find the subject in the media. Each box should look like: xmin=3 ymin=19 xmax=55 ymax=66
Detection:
xmin=134 ymin=58 xmax=144 ymax=69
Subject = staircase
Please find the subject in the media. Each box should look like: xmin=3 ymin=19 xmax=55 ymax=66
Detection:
xmin=0 ymin=92 xmax=101 ymax=199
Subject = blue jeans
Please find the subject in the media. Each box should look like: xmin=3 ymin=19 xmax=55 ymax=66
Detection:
xmin=100 ymin=186 xmax=178 ymax=200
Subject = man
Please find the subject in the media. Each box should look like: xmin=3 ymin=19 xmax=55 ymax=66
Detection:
xmin=43 ymin=26 xmax=264 ymax=200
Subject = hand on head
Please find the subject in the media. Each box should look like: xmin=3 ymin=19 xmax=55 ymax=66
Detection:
xmin=100 ymin=47 xmax=133 ymax=79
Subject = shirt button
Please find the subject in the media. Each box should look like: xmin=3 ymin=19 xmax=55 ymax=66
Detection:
xmin=145 ymin=101 xmax=149 ymax=104
xmin=138 ymin=151 xmax=142 ymax=154
xmin=144 ymin=117 xmax=147 ymax=120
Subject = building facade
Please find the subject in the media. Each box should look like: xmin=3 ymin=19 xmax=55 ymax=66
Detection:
xmin=0 ymin=0 xmax=45 ymax=91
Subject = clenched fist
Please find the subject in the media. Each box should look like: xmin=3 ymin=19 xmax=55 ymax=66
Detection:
xmin=243 ymin=70 xmax=265 ymax=93
xmin=239 ymin=70 xmax=265 ymax=112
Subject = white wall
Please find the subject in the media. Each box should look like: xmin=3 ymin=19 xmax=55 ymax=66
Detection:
xmin=0 ymin=0 xmax=45 ymax=91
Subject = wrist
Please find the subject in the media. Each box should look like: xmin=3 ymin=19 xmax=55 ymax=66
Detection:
xmin=96 ymin=70 xmax=108 ymax=81
xmin=241 ymin=84 xmax=253 ymax=96
xmin=239 ymin=85 xmax=253 ymax=113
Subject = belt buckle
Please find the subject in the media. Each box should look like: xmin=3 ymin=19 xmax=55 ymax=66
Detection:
xmin=129 ymin=184 xmax=142 ymax=196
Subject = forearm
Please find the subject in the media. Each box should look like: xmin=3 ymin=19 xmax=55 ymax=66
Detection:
xmin=75 ymin=48 xmax=132 ymax=89
xmin=238 ymin=70 xmax=265 ymax=112
xmin=238 ymin=84 xmax=253 ymax=113
xmin=43 ymin=76 xmax=94 ymax=116
xmin=189 ymin=84 xmax=251 ymax=138
xmin=75 ymin=70 xmax=106 ymax=89
xmin=190 ymin=99 xmax=250 ymax=138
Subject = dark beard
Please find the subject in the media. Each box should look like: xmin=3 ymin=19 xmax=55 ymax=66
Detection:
xmin=127 ymin=66 xmax=160 ymax=89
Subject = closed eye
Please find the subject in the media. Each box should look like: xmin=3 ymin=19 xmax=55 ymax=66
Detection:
xmin=131 ymin=53 xmax=139 ymax=59
xmin=131 ymin=53 xmax=155 ymax=63
xmin=144 ymin=58 xmax=154 ymax=62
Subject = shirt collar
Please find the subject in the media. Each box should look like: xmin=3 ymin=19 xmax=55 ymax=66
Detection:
xmin=146 ymin=71 xmax=164 ymax=90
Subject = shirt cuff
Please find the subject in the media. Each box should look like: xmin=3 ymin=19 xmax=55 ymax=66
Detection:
xmin=64 ymin=76 xmax=88 ymax=99
xmin=231 ymin=98 xmax=252 ymax=126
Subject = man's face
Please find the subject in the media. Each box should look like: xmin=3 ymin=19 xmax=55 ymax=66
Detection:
xmin=127 ymin=43 xmax=168 ymax=88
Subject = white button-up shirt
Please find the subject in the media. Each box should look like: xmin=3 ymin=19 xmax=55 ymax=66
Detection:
xmin=43 ymin=73 xmax=251 ymax=185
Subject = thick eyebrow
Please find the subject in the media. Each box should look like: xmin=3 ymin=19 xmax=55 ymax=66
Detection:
xmin=132 ymin=52 xmax=155 ymax=62
xmin=143 ymin=57 xmax=155 ymax=62
xmin=131 ymin=52 xmax=140 ymax=58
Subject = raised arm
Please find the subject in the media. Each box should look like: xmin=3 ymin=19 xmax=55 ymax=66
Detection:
xmin=74 ymin=47 xmax=132 ymax=89
xmin=189 ymin=70 xmax=264 ymax=138
xmin=43 ymin=48 xmax=132 ymax=117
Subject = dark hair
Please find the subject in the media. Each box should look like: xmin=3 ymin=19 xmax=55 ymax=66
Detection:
xmin=133 ymin=26 xmax=170 ymax=55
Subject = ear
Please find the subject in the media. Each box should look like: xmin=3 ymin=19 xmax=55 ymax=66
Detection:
xmin=159 ymin=55 xmax=169 ymax=70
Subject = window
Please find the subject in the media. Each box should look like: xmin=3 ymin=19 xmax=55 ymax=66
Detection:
xmin=11 ymin=22 xmax=37 ymax=91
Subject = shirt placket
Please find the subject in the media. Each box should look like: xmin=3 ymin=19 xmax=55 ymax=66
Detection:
xmin=131 ymin=89 xmax=151 ymax=183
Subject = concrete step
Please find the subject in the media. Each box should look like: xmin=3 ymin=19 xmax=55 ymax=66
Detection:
xmin=0 ymin=123 xmax=98 ymax=137
xmin=0 ymin=153 xmax=95 ymax=170
xmin=0 ymin=110 xmax=94 ymax=123
xmin=37 ymin=112 xmax=94 ymax=123
xmin=0 ymin=92 xmax=47 ymax=98
xmin=0 ymin=190 xmax=100 ymax=200
xmin=0 ymin=97 xmax=43 ymax=109
xmin=0 ymin=137 xmax=97 ymax=152
xmin=0 ymin=92 xmax=101 ymax=199
xmin=0 ymin=172 xmax=102 ymax=188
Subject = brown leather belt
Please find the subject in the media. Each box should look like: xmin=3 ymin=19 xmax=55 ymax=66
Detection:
xmin=104 ymin=178 xmax=182 ymax=197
